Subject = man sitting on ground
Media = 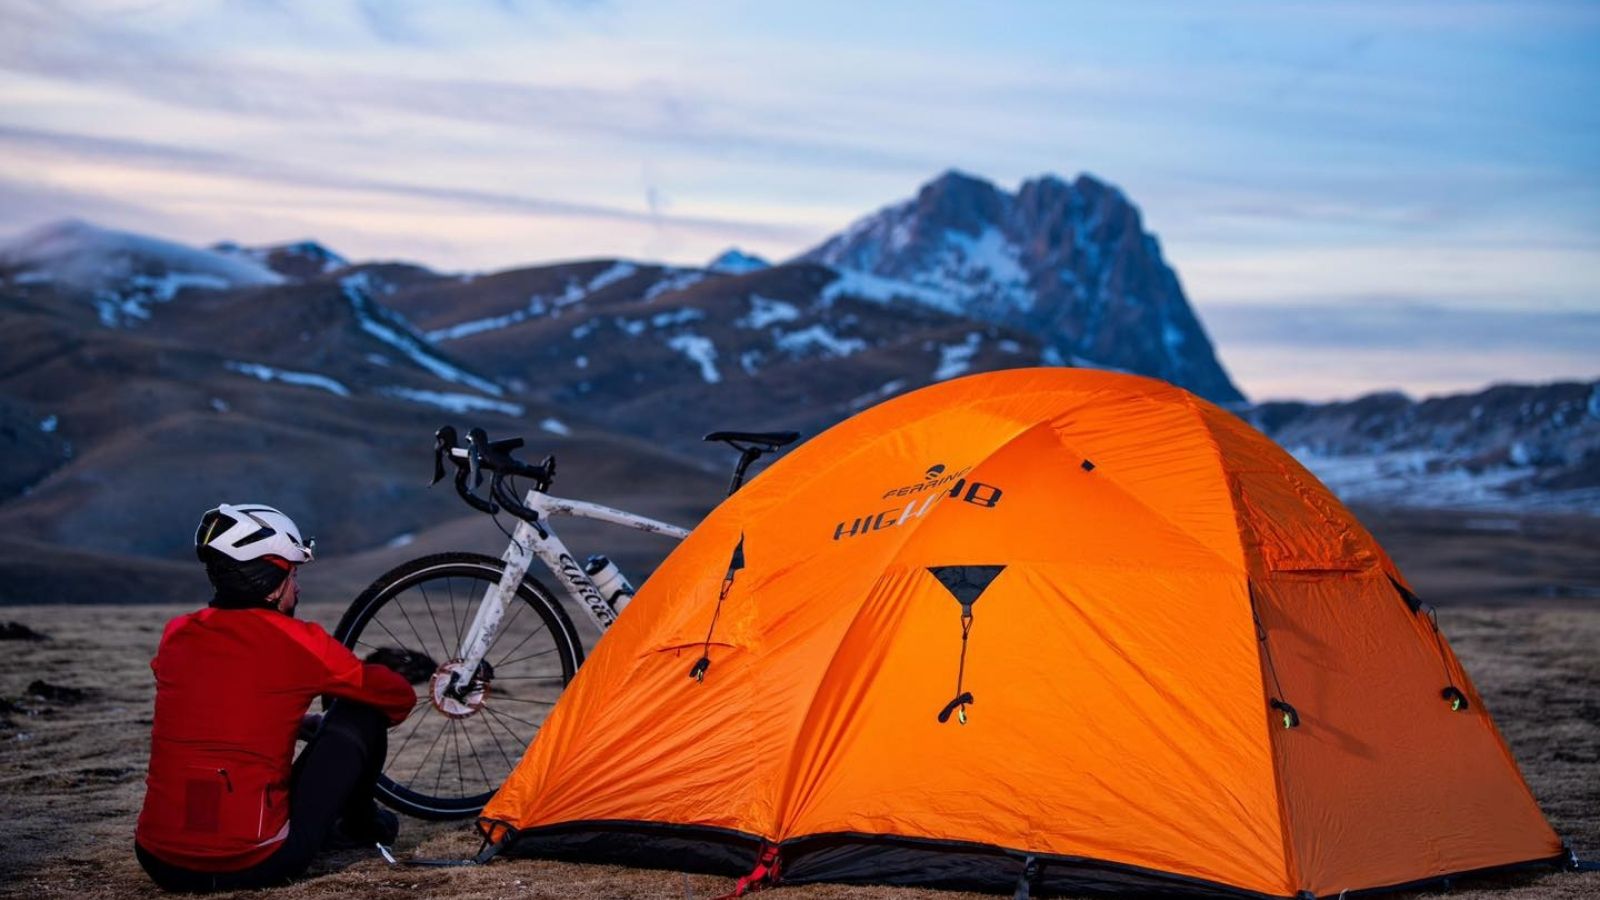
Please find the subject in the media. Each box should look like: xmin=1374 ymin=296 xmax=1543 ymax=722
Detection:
xmin=134 ymin=503 xmax=417 ymax=892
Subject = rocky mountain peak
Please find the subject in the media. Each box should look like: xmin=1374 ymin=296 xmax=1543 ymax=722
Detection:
xmin=798 ymin=171 xmax=1244 ymax=404
xmin=913 ymin=169 xmax=1008 ymax=236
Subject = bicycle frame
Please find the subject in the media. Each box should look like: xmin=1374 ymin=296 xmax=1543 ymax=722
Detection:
xmin=454 ymin=489 xmax=690 ymax=683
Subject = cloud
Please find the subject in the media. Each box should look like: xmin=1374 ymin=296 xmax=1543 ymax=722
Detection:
xmin=0 ymin=2 xmax=933 ymax=173
xmin=1205 ymin=300 xmax=1600 ymax=400
xmin=0 ymin=124 xmax=813 ymax=242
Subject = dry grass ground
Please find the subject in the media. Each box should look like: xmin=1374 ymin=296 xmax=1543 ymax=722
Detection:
xmin=1 ymin=509 xmax=1597 ymax=899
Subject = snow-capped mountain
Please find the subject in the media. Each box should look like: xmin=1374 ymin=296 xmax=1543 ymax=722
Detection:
xmin=707 ymin=247 xmax=771 ymax=275
xmin=3 ymin=180 xmax=1594 ymax=591
xmin=213 ymin=239 xmax=349 ymax=281
xmin=799 ymin=170 xmax=1244 ymax=404
xmin=0 ymin=219 xmax=284 ymax=325
xmin=1251 ymin=382 xmax=1600 ymax=513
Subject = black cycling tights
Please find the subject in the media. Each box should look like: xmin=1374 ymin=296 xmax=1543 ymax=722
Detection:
xmin=136 ymin=700 xmax=389 ymax=892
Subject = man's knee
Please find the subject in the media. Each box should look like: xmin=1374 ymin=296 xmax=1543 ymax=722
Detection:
xmin=320 ymin=700 xmax=388 ymax=741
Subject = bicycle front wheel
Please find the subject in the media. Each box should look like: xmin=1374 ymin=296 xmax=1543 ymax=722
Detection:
xmin=334 ymin=552 xmax=583 ymax=820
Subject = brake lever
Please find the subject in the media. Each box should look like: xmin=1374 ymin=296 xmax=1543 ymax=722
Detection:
xmin=466 ymin=427 xmax=489 ymax=488
xmin=431 ymin=426 xmax=458 ymax=486
xmin=454 ymin=465 xmax=498 ymax=515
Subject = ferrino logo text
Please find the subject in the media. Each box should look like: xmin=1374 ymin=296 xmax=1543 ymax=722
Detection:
xmin=831 ymin=462 xmax=1004 ymax=541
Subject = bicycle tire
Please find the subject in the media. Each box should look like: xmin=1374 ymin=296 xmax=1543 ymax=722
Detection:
xmin=333 ymin=551 xmax=583 ymax=820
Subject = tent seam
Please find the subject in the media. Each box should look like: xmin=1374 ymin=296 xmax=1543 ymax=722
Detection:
xmin=1246 ymin=578 xmax=1306 ymax=896
xmin=1177 ymin=392 xmax=1303 ymax=895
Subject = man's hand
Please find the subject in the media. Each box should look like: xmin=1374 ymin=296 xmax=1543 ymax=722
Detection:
xmin=365 ymin=646 xmax=437 ymax=685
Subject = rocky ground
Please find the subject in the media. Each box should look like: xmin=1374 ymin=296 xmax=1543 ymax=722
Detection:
xmin=0 ymin=508 xmax=1596 ymax=900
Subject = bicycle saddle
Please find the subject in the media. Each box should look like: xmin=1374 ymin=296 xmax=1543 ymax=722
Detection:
xmin=703 ymin=430 xmax=800 ymax=449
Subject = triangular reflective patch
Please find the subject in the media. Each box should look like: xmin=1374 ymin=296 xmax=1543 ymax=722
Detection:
xmin=928 ymin=565 xmax=1005 ymax=608
xmin=726 ymin=534 xmax=746 ymax=577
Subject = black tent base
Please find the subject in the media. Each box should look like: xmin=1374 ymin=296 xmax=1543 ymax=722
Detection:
xmin=494 ymin=820 xmax=1573 ymax=899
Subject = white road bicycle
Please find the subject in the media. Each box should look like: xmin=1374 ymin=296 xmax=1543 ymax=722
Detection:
xmin=332 ymin=425 xmax=797 ymax=820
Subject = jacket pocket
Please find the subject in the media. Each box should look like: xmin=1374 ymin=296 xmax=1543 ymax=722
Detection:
xmin=181 ymin=765 xmax=273 ymax=843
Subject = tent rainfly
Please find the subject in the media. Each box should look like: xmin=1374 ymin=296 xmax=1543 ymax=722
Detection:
xmin=479 ymin=368 xmax=1565 ymax=899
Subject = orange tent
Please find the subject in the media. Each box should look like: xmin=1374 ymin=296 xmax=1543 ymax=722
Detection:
xmin=480 ymin=368 xmax=1563 ymax=898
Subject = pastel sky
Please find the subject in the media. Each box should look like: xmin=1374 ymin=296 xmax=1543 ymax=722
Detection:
xmin=2 ymin=0 xmax=1596 ymax=401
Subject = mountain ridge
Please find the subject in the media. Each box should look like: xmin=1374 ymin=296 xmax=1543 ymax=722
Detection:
xmin=798 ymin=170 xmax=1243 ymax=404
xmin=2 ymin=164 xmax=1594 ymax=594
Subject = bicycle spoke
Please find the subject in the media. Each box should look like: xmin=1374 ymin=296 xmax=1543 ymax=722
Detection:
xmin=459 ymin=717 xmax=494 ymax=789
xmin=389 ymin=594 xmax=436 ymax=661
xmin=489 ymin=696 xmax=557 ymax=706
xmin=456 ymin=578 xmax=476 ymax=643
xmin=450 ymin=719 xmax=466 ymax=796
xmin=488 ymin=675 xmax=567 ymax=683
xmin=369 ymin=616 xmax=411 ymax=655
xmin=483 ymin=704 xmax=543 ymax=730
xmin=387 ymin=707 xmax=432 ymax=772
xmin=418 ymin=583 xmax=454 ymax=660
xmin=447 ymin=577 xmax=461 ymax=652
xmin=482 ymin=706 xmax=532 ymax=758
xmin=491 ymin=621 xmax=550 ymax=670
xmin=477 ymin=710 xmax=519 ymax=771
xmin=498 ymin=645 xmax=560 ymax=668
xmin=491 ymin=594 xmax=527 ymax=655
xmin=408 ymin=718 xmax=451 ymax=786
xmin=433 ymin=720 xmax=453 ymax=798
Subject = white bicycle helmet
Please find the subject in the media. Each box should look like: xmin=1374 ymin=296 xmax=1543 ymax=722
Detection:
xmin=195 ymin=503 xmax=315 ymax=564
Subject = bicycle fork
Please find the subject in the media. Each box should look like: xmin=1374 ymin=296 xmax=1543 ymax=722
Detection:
xmin=451 ymin=506 xmax=622 ymax=698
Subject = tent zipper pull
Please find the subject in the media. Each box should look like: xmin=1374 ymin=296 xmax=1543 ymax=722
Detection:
xmin=691 ymin=534 xmax=745 ymax=683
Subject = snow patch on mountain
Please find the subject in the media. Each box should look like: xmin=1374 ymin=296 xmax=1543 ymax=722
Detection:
xmin=643 ymin=268 xmax=706 ymax=301
xmin=342 ymin=273 xmax=502 ymax=396
xmin=651 ymin=308 xmax=704 ymax=328
xmin=820 ymin=269 xmax=962 ymax=313
xmin=214 ymin=239 xmax=348 ymax=277
xmin=1295 ymin=450 xmax=1600 ymax=515
xmin=934 ymin=333 xmax=982 ymax=380
xmin=738 ymin=294 xmax=801 ymax=329
xmin=225 ymin=361 xmax=351 ymax=397
xmin=667 ymin=334 xmax=721 ymax=383
xmin=427 ymin=310 xmax=529 ymax=342
xmin=708 ymin=248 xmax=771 ymax=275
xmin=586 ymin=261 xmax=637 ymax=293
xmin=775 ymin=325 xmax=867 ymax=358
xmin=1 ymin=220 xmax=283 ymax=290
xmin=938 ymin=227 xmax=1033 ymax=311
xmin=1 ymin=220 xmax=286 ymax=326
xmin=379 ymin=386 xmax=524 ymax=416
xmin=427 ymin=266 xmax=640 ymax=341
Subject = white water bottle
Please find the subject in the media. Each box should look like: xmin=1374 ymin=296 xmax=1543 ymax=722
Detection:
xmin=584 ymin=555 xmax=635 ymax=613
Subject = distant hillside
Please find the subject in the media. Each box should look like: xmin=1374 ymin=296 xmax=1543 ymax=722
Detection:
xmin=1252 ymin=382 xmax=1600 ymax=514
xmin=2 ymin=173 xmax=1595 ymax=601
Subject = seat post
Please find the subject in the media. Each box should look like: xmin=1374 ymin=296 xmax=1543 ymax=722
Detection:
xmin=728 ymin=446 xmax=764 ymax=496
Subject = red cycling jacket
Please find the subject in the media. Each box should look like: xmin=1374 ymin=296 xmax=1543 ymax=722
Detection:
xmin=136 ymin=606 xmax=415 ymax=872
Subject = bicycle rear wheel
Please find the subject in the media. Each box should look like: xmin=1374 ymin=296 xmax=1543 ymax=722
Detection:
xmin=334 ymin=552 xmax=583 ymax=820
